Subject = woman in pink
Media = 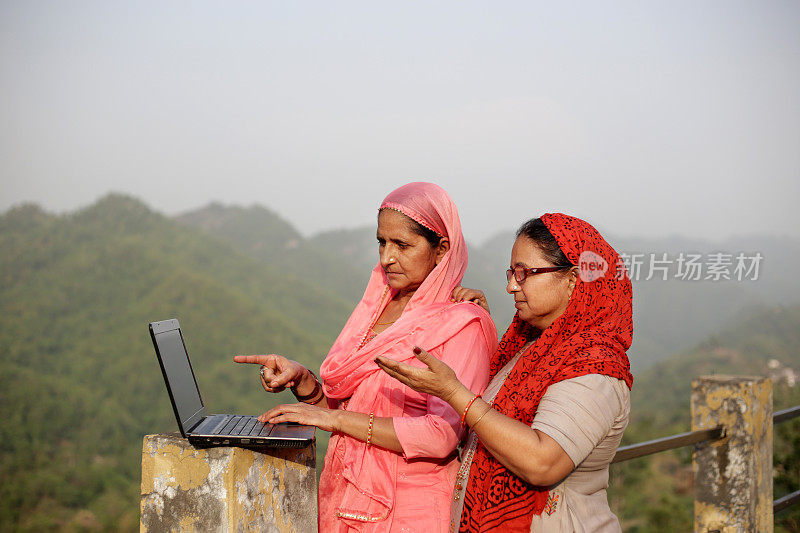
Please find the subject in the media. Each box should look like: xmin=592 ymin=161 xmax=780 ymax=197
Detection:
xmin=235 ymin=182 xmax=497 ymax=532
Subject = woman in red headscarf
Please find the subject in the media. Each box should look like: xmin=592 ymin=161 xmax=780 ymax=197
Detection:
xmin=235 ymin=182 xmax=497 ymax=532
xmin=377 ymin=214 xmax=633 ymax=532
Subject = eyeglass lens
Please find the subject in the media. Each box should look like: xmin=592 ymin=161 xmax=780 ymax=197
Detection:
xmin=506 ymin=267 xmax=526 ymax=283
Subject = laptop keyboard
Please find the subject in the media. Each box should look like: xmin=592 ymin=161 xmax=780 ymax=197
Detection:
xmin=212 ymin=415 xmax=272 ymax=437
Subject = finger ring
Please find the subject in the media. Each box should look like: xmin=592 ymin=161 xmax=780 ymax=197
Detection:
xmin=260 ymin=366 xmax=267 ymax=378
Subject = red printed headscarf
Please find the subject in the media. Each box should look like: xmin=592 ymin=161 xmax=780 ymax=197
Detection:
xmin=459 ymin=213 xmax=633 ymax=532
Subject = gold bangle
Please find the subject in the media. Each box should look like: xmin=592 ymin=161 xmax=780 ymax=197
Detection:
xmin=470 ymin=405 xmax=493 ymax=429
xmin=366 ymin=413 xmax=375 ymax=447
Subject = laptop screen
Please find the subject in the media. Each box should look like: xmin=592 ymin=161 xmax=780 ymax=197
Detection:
xmin=154 ymin=327 xmax=205 ymax=430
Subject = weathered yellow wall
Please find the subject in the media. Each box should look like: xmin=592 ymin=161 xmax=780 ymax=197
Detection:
xmin=140 ymin=433 xmax=317 ymax=532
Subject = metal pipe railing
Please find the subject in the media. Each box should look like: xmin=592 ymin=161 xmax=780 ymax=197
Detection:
xmin=774 ymin=405 xmax=800 ymax=425
xmin=609 ymin=396 xmax=800 ymax=521
xmin=611 ymin=402 xmax=799 ymax=465
xmin=773 ymin=404 xmax=800 ymax=516
xmin=611 ymin=426 xmax=725 ymax=463
xmin=774 ymin=489 xmax=800 ymax=514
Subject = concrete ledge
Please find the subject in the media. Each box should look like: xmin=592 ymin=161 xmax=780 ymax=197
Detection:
xmin=140 ymin=433 xmax=317 ymax=532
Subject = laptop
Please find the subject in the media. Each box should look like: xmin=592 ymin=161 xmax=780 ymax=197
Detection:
xmin=149 ymin=318 xmax=315 ymax=448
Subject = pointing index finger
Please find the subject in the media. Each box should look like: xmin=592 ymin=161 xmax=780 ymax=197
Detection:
xmin=234 ymin=355 xmax=267 ymax=365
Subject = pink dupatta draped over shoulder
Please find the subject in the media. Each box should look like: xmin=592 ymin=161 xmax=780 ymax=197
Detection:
xmin=319 ymin=182 xmax=497 ymax=530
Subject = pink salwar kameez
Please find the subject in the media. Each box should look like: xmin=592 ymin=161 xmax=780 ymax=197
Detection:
xmin=318 ymin=183 xmax=497 ymax=532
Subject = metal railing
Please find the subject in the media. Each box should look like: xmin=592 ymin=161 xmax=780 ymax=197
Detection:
xmin=775 ymin=491 xmax=800 ymax=514
xmin=773 ymin=405 xmax=800 ymax=514
xmin=611 ymin=426 xmax=725 ymax=463
xmin=610 ymin=401 xmax=800 ymax=516
xmin=774 ymin=405 xmax=800 ymax=424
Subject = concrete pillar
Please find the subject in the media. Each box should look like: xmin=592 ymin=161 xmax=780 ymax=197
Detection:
xmin=140 ymin=433 xmax=317 ymax=532
xmin=691 ymin=375 xmax=772 ymax=533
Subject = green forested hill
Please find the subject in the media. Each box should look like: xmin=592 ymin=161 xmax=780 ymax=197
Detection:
xmin=1 ymin=196 xmax=798 ymax=531
xmin=309 ymin=226 xmax=380 ymax=276
xmin=176 ymin=203 xmax=369 ymax=302
xmin=0 ymin=196 xmax=351 ymax=530
xmin=629 ymin=304 xmax=800 ymax=431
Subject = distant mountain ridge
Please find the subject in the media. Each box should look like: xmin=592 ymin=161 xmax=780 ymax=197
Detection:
xmin=630 ymin=303 xmax=800 ymax=430
xmin=177 ymin=201 xmax=799 ymax=371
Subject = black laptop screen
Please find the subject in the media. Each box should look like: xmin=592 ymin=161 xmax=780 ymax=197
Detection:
xmin=156 ymin=328 xmax=204 ymax=429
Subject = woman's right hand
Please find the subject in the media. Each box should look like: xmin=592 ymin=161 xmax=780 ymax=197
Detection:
xmin=451 ymin=286 xmax=491 ymax=314
xmin=375 ymin=346 xmax=465 ymax=403
xmin=233 ymin=354 xmax=307 ymax=393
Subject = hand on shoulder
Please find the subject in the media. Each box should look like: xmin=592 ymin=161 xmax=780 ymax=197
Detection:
xmin=451 ymin=286 xmax=490 ymax=315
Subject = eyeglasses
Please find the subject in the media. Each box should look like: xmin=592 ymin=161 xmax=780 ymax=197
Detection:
xmin=506 ymin=265 xmax=572 ymax=283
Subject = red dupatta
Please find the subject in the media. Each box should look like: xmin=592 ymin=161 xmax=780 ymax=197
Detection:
xmin=459 ymin=213 xmax=633 ymax=532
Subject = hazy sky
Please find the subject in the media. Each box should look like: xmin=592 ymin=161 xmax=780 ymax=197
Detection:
xmin=1 ymin=1 xmax=798 ymax=243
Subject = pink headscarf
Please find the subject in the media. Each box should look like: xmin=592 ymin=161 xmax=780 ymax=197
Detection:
xmin=319 ymin=182 xmax=497 ymax=528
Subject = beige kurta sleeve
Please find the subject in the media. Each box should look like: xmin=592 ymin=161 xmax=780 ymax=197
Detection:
xmin=531 ymin=374 xmax=625 ymax=466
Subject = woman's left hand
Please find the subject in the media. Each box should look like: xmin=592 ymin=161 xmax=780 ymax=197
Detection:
xmin=375 ymin=346 xmax=465 ymax=403
xmin=259 ymin=402 xmax=339 ymax=432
